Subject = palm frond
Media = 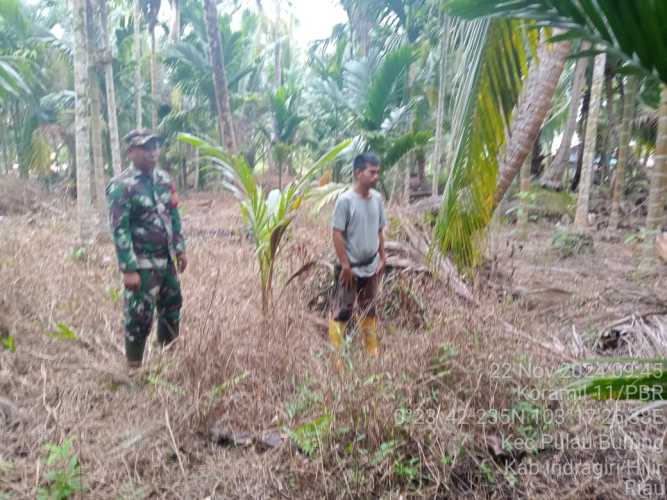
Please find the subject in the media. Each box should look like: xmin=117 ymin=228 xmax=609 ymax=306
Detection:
xmin=448 ymin=0 xmax=667 ymax=85
xmin=568 ymin=360 xmax=667 ymax=401
xmin=433 ymin=18 xmax=533 ymax=267
xmin=383 ymin=130 xmax=432 ymax=170
xmin=363 ymin=45 xmax=414 ymax=130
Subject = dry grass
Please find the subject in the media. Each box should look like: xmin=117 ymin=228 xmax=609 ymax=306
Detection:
xmin=0 ymin=188 xmax=665 ymax=499
xmin=0 ymin=176 xmax=60 ymax=216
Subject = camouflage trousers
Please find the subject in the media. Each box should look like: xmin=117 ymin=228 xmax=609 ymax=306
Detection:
xmin=123 ymin=260 xmax=182 ymax=363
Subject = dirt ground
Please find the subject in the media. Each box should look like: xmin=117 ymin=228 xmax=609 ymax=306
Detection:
xmin=1 ymin=189 xmax=665 ymax=499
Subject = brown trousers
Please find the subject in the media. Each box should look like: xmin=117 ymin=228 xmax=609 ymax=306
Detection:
xmin=333 ymin=272 xmax=379 ymax=322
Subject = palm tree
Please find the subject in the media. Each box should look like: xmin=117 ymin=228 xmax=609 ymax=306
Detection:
xmin=142 ymin=0 xmax=161 ymax=129
xmin=433 ymin=18 xmax=538 ymax=265
xmin=574 ymin=51 xmax=605 ymax=229
xmin=99 ymin=0 xmax=121 ymax=175
xmin=430 ymin=15 xmax=449 ymax=195
xmin=448 ymin=0 xmax=667 ymax=403
xmin=133 ymin=0 xmax=142 ymax=128
xmin=447 ymin=0 xmax=667 ymax=263
xmin=540 ymin=46 xmax=589 ymax=190
xmin=86 ymin=0 xmax=106 ymax=211
xmin=203 ymin=0 xmax=237 ymax=153
xmin=343 ymin=45 xmax=430 ymax=185
xmin=268 ymin=85 xmax=303 ymax=189
xmin=644 ymin=88 xmax=667 ymax=241
xmin=179 ymin=133 xmax=351 ymax=316
xmin=73 ymin=0 xmax=94 ymax=241
xmin=494 ymin=35 xmax=571 ymax=207
xmin=609 ymin=76 xmax=638 ymax=229
xmin=170 ymin=0 xmax=180 ymax=43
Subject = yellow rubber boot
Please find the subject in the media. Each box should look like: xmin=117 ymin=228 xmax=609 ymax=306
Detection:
xmin=361 ymin=316 xmax=380 ymax=357
xmin=328 ymin=320 xmax=345 ymax=349
xmin=328 ymin=320 xmax=346 ymax=372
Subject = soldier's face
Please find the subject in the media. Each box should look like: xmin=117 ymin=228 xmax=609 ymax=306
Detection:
xmin=129 ymin=142 xmax=160 ymax=169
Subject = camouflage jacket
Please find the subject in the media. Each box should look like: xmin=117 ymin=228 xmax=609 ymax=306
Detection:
xmin=106 ymin=166 xmax=185 ymax=272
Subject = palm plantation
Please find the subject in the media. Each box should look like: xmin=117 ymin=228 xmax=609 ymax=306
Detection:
xmin=1 ymin=0 xmax=667 ymax=497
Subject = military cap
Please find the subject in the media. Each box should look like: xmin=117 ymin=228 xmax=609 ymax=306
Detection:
xmin=123 ymin=128 xmax=163 ymax=148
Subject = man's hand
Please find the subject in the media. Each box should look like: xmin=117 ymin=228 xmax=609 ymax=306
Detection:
xmin=123 ymin=272 xmax=141 ymax=291
xmin=376 ymin=256 xmax=387 ymax=276
xmin=176 ymin=253 xmax=187 ymax=273
xmin=340 ymin=264 xmax=354 ymax=289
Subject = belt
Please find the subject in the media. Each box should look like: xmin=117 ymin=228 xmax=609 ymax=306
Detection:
xmin=350 ymin=252 xmax=378 ymax=268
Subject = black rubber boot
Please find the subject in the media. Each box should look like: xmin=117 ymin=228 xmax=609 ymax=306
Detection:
xmin=157 ymin=318 xmax=179 ymax=347
xmin=125 ymin=336 xmax=146 ymax=366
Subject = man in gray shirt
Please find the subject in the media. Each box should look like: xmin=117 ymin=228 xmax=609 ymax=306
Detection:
xmin=330 ymin=152 xmax=387 ymax=360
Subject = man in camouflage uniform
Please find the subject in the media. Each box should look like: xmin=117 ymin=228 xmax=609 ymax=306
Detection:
xmin=106 ymin=129 xmax=187 ymax=369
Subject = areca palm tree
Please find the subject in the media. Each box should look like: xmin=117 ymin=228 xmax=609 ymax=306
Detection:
xmin=203 ymin=0 xmax=236 ymax=152
xmin=268 ymin=85 xmax=303 ymax=189
xmin=179 ymin=133 xmax=351 ymax=316
xmin=73 ymin=0 xmax=93 ymax=241
xmin=141 ymin=0 xmax=161 ymax=129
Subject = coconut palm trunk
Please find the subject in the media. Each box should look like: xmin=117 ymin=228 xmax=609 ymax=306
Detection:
xmin=99 ymin=0 xmax=121 ymax=175
xmin=203 ymin=0 xmax=237 ymax=153
xmin=573 ymin=52 xmax=605 ymax=229
xmin=609 ymin=76 xmax=638 ymax=229
xmin=518 ymin=149 xmax=534 ymax=230
xmin=643 ymin=86 xmax=667 ymax=253
xmin=494 ymin=36 xmax=571 ymax=207
xmin=431 ymin=16 xmax=449 ymax=196
xmin=133 ymin=0 xmax=142 ymax=128
xmin=73 ymin=0 xmax=94 ymax=242
xmin=540 ymin=46 xmax=589 ymax=189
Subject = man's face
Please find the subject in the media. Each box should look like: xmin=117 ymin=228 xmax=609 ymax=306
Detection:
xmin=355 ymin=163 xmax=381 ymax=189
xmin=128 ymin=140 xmax=160 ymax=169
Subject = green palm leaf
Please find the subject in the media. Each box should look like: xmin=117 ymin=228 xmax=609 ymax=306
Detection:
xmin=569 ymin=360 xmax=667 ymax=401
xmin=363 ymin=45 xmax=415 ymax=130
xmin=433 ymin=18 xmax=532 ymax=267
xmin=383 ymin=130 xmax=432 ymax=170
xmin=448 ymin=0 xmax=667 ymax=85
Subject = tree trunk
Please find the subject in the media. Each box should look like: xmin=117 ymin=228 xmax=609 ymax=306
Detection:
xmin=518 ymin=149 xmax=534 ymax=230
xmin=540 ymin=47 xmax=589 ymax=189
xmin=644 ymin=86 xmax=667 ymax=236
xmin=431 ymin=16 xmax=448 ymax=196
xmin=574 ymin=52 xmax=606 ymax=230
xmin=203 ymin=0 xmax=237 ymax=153
xmin=274 ymin=0 xmax=281 ymax=87
xmin=171 ymin=0 xmax=181 ymax=43
xmin=86 ymin=0 xmax=106 ymax=211
xmin=494 ymin=37 xmax=571 ymax=207
xmin=73 ymin=0 xmax=94 ymax=242
xmin=609 ymin=77 xmax=638 ymax=230
xmin=150 ymin=27 xmax=158 ymax=129
xmin=193 ymin=146 xmax=200 ymax=190
xmin=416 ymin=149 xmax=425 ymax=187
xmin=570 ymin=82 xmax=592 ymax=191
xmin=133 ymin=0 xmax=142 ymax=128
xmin=99 ymin=0 xmax=121 ymax=175
xmin=599 ymin=72 xmax=617 ymax=186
